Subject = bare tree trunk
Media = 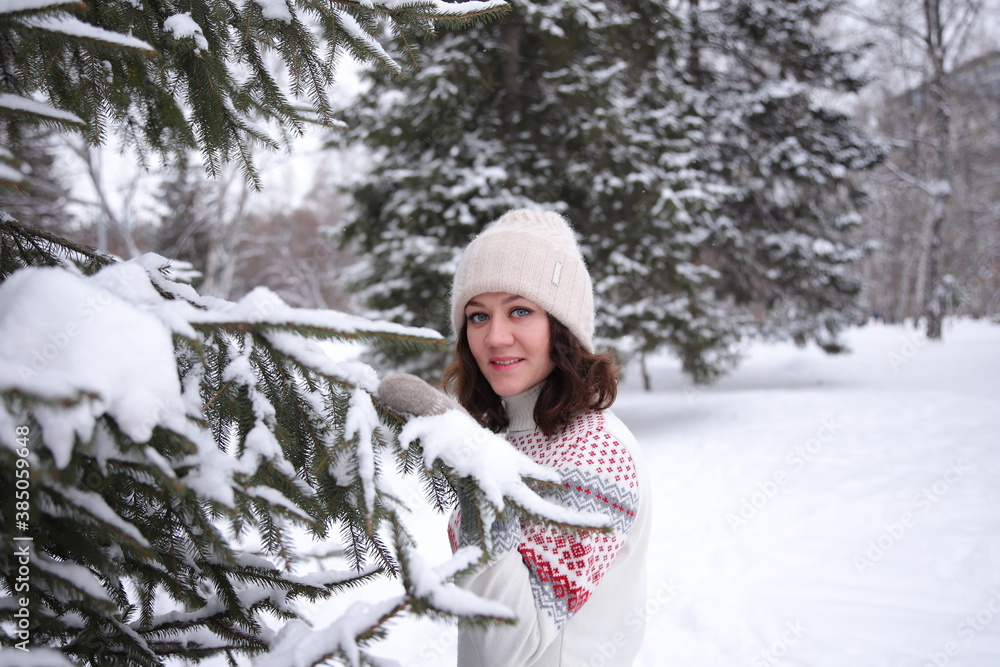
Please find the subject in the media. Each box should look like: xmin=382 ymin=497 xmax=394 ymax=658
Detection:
xmin=501 ymin=21 xmax=521 ymax=135
xmin=640 ymin=351 xmax=652 ymax=392
xmin=852 ymin=0 xmax=997 ymax=330
xmin=688 ymin=0 xmax=704 ymax=83
xmin=920 ymin=0 xmax=953 ymax=340
xmin=73 ymin=143 xmax=141 ymax=258
xmin=201 ymin=172 xmax=250 ymax=299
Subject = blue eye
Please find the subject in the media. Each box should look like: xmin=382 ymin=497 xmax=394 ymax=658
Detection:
xmin=511 ymin=307 xmax=532 ymax=318
xmin=466 ymin=312 xmax=488 ymax=324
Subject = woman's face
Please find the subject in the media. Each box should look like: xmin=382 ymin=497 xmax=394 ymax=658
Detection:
xmin=464 ymin=292 xmax=555 ymax=397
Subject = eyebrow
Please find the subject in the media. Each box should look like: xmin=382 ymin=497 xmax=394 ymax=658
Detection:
xmin=465 ymin=294 xmax=526 ymax=309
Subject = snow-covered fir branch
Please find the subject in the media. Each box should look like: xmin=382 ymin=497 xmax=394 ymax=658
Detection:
xmin=0 ymin=220 xmax=608 ymax=664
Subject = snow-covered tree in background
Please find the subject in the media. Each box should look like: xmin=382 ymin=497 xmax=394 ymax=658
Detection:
xmin=0 ymin=216 xmax=608 ymax=664
xmin=338 ymin=1 xmax=736 ymax=382
xmin=0 ymin=126 xmax=76 ymax=231
xmin=687 ymin=0 xmax=884 ymax=351
xmin=338 ymin=0 xmax=883 ymax=382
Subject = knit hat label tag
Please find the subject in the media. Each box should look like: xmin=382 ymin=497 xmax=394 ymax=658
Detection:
xmin=552 ymin=261 xmax=563 ymax=286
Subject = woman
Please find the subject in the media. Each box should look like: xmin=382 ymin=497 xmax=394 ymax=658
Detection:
xmin=385 ymin=209 xmax=651 ymax=666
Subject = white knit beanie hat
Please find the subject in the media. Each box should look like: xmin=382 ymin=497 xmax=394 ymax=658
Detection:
xmin=451 ymin=209 xmax=595 ymax=350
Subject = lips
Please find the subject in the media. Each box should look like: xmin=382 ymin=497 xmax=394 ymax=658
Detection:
xmin=490 ymin=357 xmax=523 ymax=370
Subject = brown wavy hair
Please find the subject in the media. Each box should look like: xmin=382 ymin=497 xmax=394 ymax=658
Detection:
xmin=442 ymin=315 xmax=620 ymax=436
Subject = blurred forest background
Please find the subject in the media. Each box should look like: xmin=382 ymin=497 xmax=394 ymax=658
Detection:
xmin=3 ymin=0 xmax=998 ymax=382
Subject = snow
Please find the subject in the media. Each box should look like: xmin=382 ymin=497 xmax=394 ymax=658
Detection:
xmin=0 ymin=647 xmax=74 ymax=666
xmin=0 ymin=266 xmax=186 ymax=466
xmin=375 ymin=0 xmax=507 ymax=14
xmin=186 ymin=286 xmax=442 ymax=342
xmin=164 ymin=12 xmax=208 ymax=53
xmin=45 ymin=487 xmax=151 ymax=549
xmin=19 ymin=15 xmax=155 ymax=52
xmin=254 ymin=0 xmax=292 ymax=24
xmin=1 ymin=0 xmax=82 ymax=12
xmin=259 ymin=596 xmax=404 ymax=667
xmin=245 ymin=485 xmax=309 ymax=518
xmin=619 ymin=319 xmax=1000 ymax=667
xmin=0 ymin=92 xmax=84 ymax=126
xmin=403 ymin=542 xmax=513 ymax=619
xmin=0 ymin=161 xmax=24 ymax=184
xmin=33 ymin=553 xmax=113 ymax=603
xmin=398 ymin=409 xmax=610 ymax=530
xmin=334 ymin=8 xmax=403 ymax=77
xmin=344 ymin=387 xmax=381 ymax=514
xmin=265 ymin=330 xmax=380 ymax=394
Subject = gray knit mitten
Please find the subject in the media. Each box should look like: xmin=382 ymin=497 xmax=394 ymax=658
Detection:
xmin=377 ymin=373 xmax=461 ymax=417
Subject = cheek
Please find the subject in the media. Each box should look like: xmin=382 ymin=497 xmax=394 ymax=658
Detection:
xmin=533 ymin=321 xmax=553 ymax=359
xmin=466 ymin=330 xmax=489 ymax=367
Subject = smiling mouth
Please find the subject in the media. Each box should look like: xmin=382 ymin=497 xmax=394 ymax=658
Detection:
xmin=491 ymin=358 xmax=523 ymax=367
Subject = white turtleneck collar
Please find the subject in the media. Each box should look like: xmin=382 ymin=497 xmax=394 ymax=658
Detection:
xmin=503 ymin=381 xmax=545 ymax=437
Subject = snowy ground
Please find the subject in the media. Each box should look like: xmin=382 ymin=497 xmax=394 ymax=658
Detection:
xmin=326 ymin=318 xmax=1000 ymax=667
xmin=618 ymin=318 xmax=1000 ymax=667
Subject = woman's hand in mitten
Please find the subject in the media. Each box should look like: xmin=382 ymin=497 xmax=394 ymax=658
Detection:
xmin=377 ymin=373 xmax=463 ymax=417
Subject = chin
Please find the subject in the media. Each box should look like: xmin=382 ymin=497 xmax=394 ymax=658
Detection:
xmin=489 ymin=383 xmax=522 ymax=398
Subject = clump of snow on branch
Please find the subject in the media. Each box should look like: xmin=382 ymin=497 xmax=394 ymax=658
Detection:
xmin=164 ymin=12 xmax=209 ymax=53
xmin=253 ymin=0 xmax=292 ymax=23
xmin=259 ymin=596 xmax=402 ymax=667
xmin=344 ymin=387 xmax=381 ymax=514
xmin=0 ymin=266 xmax=187 ymax=466
xmin=399 ymin=410 xmax=611 ymax=530
xmin=258 ymin=540 xmax=516 ymax=667
xmin=403 ymin=542 xmax=514 ymax=619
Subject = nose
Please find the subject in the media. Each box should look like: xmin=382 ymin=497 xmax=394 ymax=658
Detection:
xmin=484 ymin=318 xmax=514 ymax=347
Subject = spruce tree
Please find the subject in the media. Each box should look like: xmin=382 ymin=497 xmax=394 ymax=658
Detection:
xmin=0 ymin=0 xmax=510 ymax=187
xmin=150 ymin=155 xmax=216 ymax=272
xmin=686 ymin=0 xmax=884 ymax=350
xmin=0 ymin=217 xmax=605 ymax=664
xmin=0 ymin=127 xmax=76 ymax=232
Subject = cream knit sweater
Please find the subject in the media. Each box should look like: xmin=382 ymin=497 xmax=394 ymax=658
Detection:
xmin=448 ymin=383 xmax=652 ymax=666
